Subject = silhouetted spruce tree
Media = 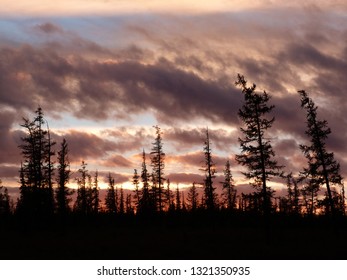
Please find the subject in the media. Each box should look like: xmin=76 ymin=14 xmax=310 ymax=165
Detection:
xmin=299 ymin=90 xmax=343 ymax=215
xmin=126 ymin=194 xmax=133 ymax=214
xmin=292 ymin=176 xmax=301 ymax=214
xmin=119 ymin=186 xmax=125 ymax=214
xmin=150 ymin=173 xmax=158 ymax=211
xmin=235 ymin=74 xmax=283 ymax=216
xmin=17 ymin=162 xmax=27 ymax=214
xmin=239 ymin=193 xmax=246 ymax=212
xmin=132 ymin=169 xmax=140 ymax=209
xmin=45 ymin=126 xmax=55 ymax=215
xmin=0 ymin=180 xmax=10 ymax=216
xmin=187 ymin=182 xmax=199 ymax=211
xmin=175 ymin=185 xmax=181 ymax=211
xmin=17 ymin=107 xmax=55 ymax=216
xmin=221 ymin=160 xmax=237 ymax=210
xmin=181 ymin=191 xmax=187 ymax=212
xmin=115 ymin=186 xmax=119 ymax=213
xmin=301 ymin=180 xmax=319 ymax=215
xmin=202 ymin=128 xmax=218 ymax=211
xmin=56 ymin=138 xmax=73 ymax=217
xmin=138 ymin=150 xmax=152 ymax=213
xmin=319 ymin=189 xmax=342 ymax=215
xmin=279 ymin=175 xmax=294 ymax=215
xmin=341 ymin=184 xmax=346 ymax=215
xmin=105 ymin=173 xmax=117 ymax=214
xmin=200 ymin=194 xmax=205 ymax=210
xmin=285 ymin=173 xmax=300 ymax=215
xmin=241 ymin=192 xmax=262 ymax=213
xmin=91 ymin=171 xmax=100 ymax=214
xmin=74 ymin=161 xmax=89 ymax=215
xmin=150 ymin=125 xmax=166 ymax=212
xmin=165 ymin=179 xmax=175 ymax=211
xmin=278 ymin=196 xmax=288 ymax=214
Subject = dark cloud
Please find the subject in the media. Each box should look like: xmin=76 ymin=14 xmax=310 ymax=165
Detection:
xmin=62 ymin=130 xmax=119 ymax=161
xmin=169 ymin=152 xmax=204 ymax=168
xmin=234 ymin=183 xmax=256 ymax=195
xmin=0 ymin=165 xmax=19 ymax=179
xmin=0 ymin=44 xmax=242 ymax=124
xmin=102 ymin=154 xmax=133 ymax=168
xmin=34 ymin=23 xmax=63 ymax=34
xmin=164 ymin=127 xmax=238 ymax=152
xmin=98 ymin=171 xmax=129 ymax=185
xmin=102 ymin=128 xmax=152 ymax=153
xmin=273 ymin=139 xmax=299 ymax=157
xmin=82 ymin=58 xmax=242 ymax=124
xmin=0 ymin=111 xmax=23 ymax=164
xmin=166 ymin=173 xmax=204 ymax=184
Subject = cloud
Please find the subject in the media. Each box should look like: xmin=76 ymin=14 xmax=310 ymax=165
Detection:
xmin=97 ymin=171 xmax=129 ymax=185
xmin=0 ymin=165 xmax=19 ymax=179
xmin=0 ymin=110 xmax=23 ymax=165
xmin=61 ymin=130 xmax=119 ymax=162
xmin=34 ymin=22 xmax=63 ymax=34
xmin=169 ymin=151 xmax=233 ymax=175
xmin=1 ymin=5 xmax=347 ymax=192
xmin=102 ymin=154 xmax=133 ymax=168
xmin=166 ymin=173 xmax=204 ymax=185
xmin=0 ymin=43 xmax=243 ymax=125
xmin=102 ymin=127 xmax=153 ymax=153
xmin=164 ymin=127 xmax=238 ymax=152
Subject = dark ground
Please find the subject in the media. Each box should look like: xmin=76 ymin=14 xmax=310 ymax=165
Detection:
xmin=0 ymin=213 xmax=346 ymax=260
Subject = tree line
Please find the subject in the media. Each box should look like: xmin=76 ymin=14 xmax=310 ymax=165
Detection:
xmin=0 ymin=75 xmax=344 ymax=220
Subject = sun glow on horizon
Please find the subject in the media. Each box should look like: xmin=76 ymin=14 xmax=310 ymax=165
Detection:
xmin=0 ymin=1 xmax=271 ymax=17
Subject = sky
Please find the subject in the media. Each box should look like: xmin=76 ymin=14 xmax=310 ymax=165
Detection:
xmin=1 ymin=1 xmax=347 ymax=200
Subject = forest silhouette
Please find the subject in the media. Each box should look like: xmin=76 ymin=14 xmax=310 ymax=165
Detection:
xmin=0 ymin=75 xmax=347 ymax=260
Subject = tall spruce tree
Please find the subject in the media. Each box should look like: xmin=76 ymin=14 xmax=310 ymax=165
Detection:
xmin=119 ymin=186 xmax=125 ymax=215
xmin=74 ymin=161 xmax=89 ymax=215
xmin=299 ymin=90 xmax=343 ymax=215
xmin=126 ymin=194 xmax=133 ymax=214
xmin=56 ymin=138 xmax=73 ymax=216
xmin=150 ymin=125 xmax=165 ymax=212
xmin=105 ymin=173 xmax=117 ymax=214
xmin=202 ymin=128 xmax=218 ymax=210
xmin=45 ymin=125 xmax=55 ymax=215
xmin=0 ymin=179 xmax=10 ymax=216
xmin=221 ymin=160 xmax=237 ymax=210
xmin=91 ymin=171 xmax=100 ymax=214
xmin=132 ymin=169 xmax=140 ymax=209
xmin=181 ymin=191 xmax=186 ymax=212
xmin=187 ymin=182 xmax=199 ymax=211
xmin=165 ymin=178 xmax=174 ymax=211
xmin=175 ymin=184 xmax=181 ymax=211
xmin=17 ymin=107 xmax=55 ymax=216
xmin=286 ymin=173 xmax=300 ymax=215
xmin=138 ymin=150 xmax=152 ymax=213
xmin=235 ymin=74 xmax=283 ymax=215
xmin=341 ymin=184 xmax=346 ymax=215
